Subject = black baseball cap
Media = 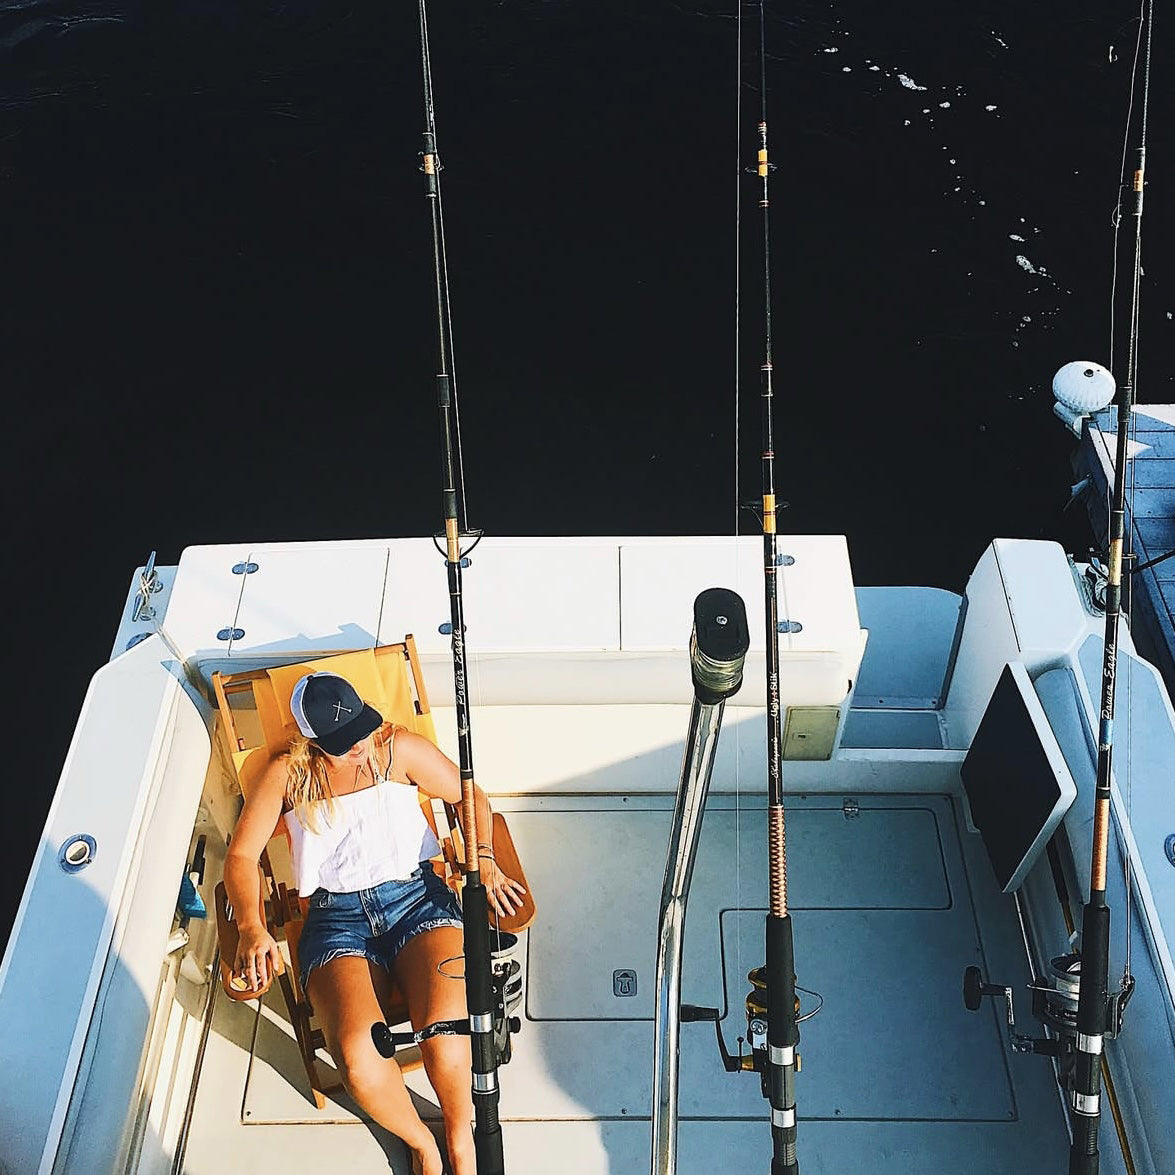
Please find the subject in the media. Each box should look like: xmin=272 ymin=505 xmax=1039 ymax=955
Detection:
xmin=289 ymin=671 xmax=383 ymax=756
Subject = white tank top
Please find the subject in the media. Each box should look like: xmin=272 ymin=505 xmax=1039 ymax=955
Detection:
xmin=283 ymin=757 xmax=442 ymax=895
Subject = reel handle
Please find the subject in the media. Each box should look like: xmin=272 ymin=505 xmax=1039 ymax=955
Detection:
xmin=962 ymin=965 xmax=1017 ymax=1031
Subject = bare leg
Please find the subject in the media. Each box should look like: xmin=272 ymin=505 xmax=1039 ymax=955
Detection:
xmin=308 ymin=956 xmax=444 ymax=1175
xmin=396 ymin=926 xmax=476 ymax=1175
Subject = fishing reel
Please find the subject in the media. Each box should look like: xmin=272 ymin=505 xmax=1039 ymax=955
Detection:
xmin=683 ymin=966 xmax=821 ymax=1095
xmin=741 ymin=966 xmax=799 ymax=1099
xmin=1027 ymin=953 xmax=1134 ymax=1041
xmin=961 ymin=964 xmax=1062 ymax=1059
xmin=491 ymin=935 xmax=525 ymax=1065
xmin=1083 ymin=556 xmax=1110 ymax=612
xmin=962 ymin=955 xmax=1134 ymax=1076
xmin=371 ymin=933 xmax=524 ymax=1065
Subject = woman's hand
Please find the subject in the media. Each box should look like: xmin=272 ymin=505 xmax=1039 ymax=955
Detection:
xmin=233 ymin=925 xmax=283 ymax=992
xmin=479 ymin=855 xmax=527 ymax=920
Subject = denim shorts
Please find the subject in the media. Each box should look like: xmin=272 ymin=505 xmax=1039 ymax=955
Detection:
xmin=297 ymin=862 xmax=464 ymax=990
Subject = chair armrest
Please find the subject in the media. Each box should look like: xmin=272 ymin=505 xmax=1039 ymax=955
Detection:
xmin=489 ymin=813 xmax=536 ymax=934
xmin=214 ymin=878 xmax=283 ymax=1001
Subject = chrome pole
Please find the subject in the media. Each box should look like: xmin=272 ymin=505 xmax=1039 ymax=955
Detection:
xmin=651 ymin=588 xmax=749 ymax=1175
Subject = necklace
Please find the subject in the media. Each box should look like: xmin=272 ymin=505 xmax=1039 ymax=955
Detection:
xmin=332 ymin=758 xmax=368 ymax=797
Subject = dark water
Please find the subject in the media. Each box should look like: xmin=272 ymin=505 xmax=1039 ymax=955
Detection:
xmin=1 ymin=1 xmax=1171 ymax=951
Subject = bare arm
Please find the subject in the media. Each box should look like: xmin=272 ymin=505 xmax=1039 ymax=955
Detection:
xmin=394 ymin=730 xmax=525 ymax=917
xmin=222 ymin=754 xmax=288 ymax=986
xmin=393 ymin=729 xmax=491 ymax=843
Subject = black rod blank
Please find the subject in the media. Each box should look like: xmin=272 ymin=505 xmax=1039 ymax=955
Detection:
xmin=753 ymin=3 xmax=800 ymax=1169
xmin=416 ymin=5 xmax=504 ymax=1171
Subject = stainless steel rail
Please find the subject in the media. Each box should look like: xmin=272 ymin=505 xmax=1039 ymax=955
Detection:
xmin=651 ymin=588 xmax=749 ymax=1175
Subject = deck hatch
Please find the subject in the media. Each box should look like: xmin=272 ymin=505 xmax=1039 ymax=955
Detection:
xmin=511 ymin=801 xmax=950 ymax=1022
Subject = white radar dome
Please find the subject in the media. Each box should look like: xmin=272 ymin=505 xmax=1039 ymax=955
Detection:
xmin=1052 ymin=361 xmax=1115 ymax=414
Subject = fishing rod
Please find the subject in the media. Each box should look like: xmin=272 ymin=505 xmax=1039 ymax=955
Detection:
xmin=665 ymin=12 xmax=812 ymax=1168
xmin=751 ymin=4 xmax=801 ymax=1171
xmin=1067 ymin=4 xmax=1155 ymax=1166
xmin=961 ymin=11 xmax=1151 ymax=1168
xmin=1068 ymin=68 xmax=1150 ymax=1175
xmin=413 ymin=4 xmax=509 ymax=1170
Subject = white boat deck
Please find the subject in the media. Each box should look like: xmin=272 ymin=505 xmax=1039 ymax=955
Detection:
xmin=180 ymin=789 xmax=1069 ymax=1174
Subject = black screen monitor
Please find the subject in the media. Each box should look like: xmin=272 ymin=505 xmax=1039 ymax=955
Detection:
xmin=960 ymin=661 xmax=1078 ymax=893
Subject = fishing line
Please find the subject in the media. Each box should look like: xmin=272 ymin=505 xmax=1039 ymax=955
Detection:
xmin=418 ymin=0 xmax=470 ymax=531
xmin=753 ymin=2 xmax=801 ymax=1169
xmin=1066 ymin=7 xmax=1151 ymax=1149
xmin=733 ymin=0 xmax=744 ymax=1029
xmin=1100 ymin=0 xmax=1150 ymax=991
xmin=436 ymin=187 xmax=470 ymax=531
xmin=415 ymin=3 xmax=507 ymax=1166
xmin=1119 ymin=0 xmax=1152 ymax=989
xmin=734 ymin=0 xmax=743 ymax=542
xmin=1123 ymin=386 xmax=1137 ymax=990
xmin=1107 ymin=0 xmax=1149 ymax=380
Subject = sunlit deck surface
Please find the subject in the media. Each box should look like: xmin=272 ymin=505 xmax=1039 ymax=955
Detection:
xmin=183 ymin=790 xmax=1069 ymax=1174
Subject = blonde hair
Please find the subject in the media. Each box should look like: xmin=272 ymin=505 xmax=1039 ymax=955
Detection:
xmin=285 ymin=735 xmax=337 ymax=833
xmin=285 ymin=726 xmax=392 ymax=833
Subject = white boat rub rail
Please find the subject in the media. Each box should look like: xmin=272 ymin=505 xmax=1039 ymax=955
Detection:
xmin=0 ymin=639 xmax=211 ymax=1175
